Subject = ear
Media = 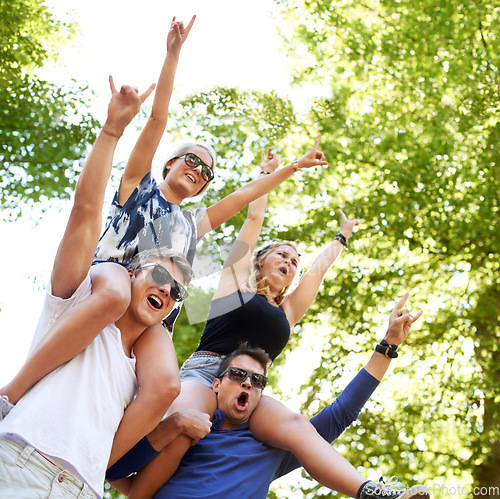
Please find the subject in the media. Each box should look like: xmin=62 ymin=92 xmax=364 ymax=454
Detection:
xmin=212 ymin=377 xmax=220 ymax=394
xmin=165 ymin=158 xmax=176 ymax=171
xmin=163 ymin=160 xmax=174 ymax=179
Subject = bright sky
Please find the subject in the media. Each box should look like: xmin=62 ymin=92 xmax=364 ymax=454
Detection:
xmin=0 ymin=4 xmax=381 ymax=494
xmin=1 ymin=4 xmax=325 ymax=492
xmin=1 ymin=0 xmax=320 ymax=396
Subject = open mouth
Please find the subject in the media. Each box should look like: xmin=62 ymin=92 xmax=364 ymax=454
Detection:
xmin=236 ymin=391 xmax=249 ymax=410
xmin=185 ymin=173 xmax=196 ymax=183
xmin=278 ymin=266 xmax=287 ymax=275
xmin=147 ymin=294 xmax=163 ymax=310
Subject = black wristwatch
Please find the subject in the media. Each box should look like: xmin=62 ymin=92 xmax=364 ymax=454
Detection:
xmin=375 ymin=339 xmax=398 ymax=358
xmin=334 ymin=233 xmax=348 ymax=249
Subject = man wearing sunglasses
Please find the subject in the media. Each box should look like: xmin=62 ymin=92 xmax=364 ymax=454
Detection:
xmin=0 ymin=82 xmax=193 ymax=498
xmin=108 ymin=296 xmax=430 ymax=499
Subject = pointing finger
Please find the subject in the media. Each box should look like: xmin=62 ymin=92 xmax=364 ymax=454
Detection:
xmin=312 ymin=133 xmax=321 ymax=151
xmin=393 ymin=292 xmax=410 ymax=313
xmin=108 ymin=75 xmax=117 ymax=94
xmin=411 ymin=309 xmax=423 ymax=324
xmin=186 ymin=14 xmax=196 ymax=31
xmin=140 ymin=83 xmax=156 ymax=103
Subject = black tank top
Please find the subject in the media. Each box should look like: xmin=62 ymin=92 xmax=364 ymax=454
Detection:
xmin=196 ymin=290 xmax=291 ymax=360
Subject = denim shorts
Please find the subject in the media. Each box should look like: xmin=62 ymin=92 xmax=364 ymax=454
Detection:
xmin=179 ymin=352 xmax=225 ymax=388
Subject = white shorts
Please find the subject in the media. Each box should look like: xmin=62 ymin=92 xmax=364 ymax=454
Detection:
xmin=0 ymin=437 xmax=97 ymax=499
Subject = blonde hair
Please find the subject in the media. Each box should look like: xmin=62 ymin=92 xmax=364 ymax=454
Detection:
xmin=162 ymin=141 xmax=217 ymax=196
xmin=241 ymin=241 xmax=300 ymax=306
xmin=129 ymin=247 xmax=193 ymax=286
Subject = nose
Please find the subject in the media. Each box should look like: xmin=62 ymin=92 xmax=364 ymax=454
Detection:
xmin=192 ymin=164 xmax=203 ymax=176
xmin=157 ymin=282 xmax=172 ymax=297
xmin=241 ymin=377 xmax=252 ymax=389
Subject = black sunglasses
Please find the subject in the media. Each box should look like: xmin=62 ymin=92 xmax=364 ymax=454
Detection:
xmin=219 ymin=366 xmax=268 ymax=390
xmin=174 ymin=152 xmax=214 ymax=182
xmin=139 ymin=264 xmax=188 ymax=302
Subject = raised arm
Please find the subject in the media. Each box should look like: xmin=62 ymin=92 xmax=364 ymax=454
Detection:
xmin=198 ymin=134 xmax=328 ymax=238
xmin=118 ymin=16 xmax=196 ymax=205
xmin=213 ymin=148 xmax=285 ymax=299
xmin=281 ymin=209 xmax=359 ymax=326
xmin=51 ymin=78 xmax=154 ymax=299
xmin=364 ymin=292 xmax=423 ymax=380
xmin=276 ymin=293 xmax=423 ymax=479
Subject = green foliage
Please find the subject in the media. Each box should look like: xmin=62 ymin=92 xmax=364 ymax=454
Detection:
xmin=268 ymin=0 xmax=499 ymax=496
xmin=166 ymin=1 xmax=498 ymax=496
xmin=0 ymin=0 xmax=99 ymax=218
xmin=168 ymin=87 xmax=304 ymax=364
xmin=103 ymin=482 xmax=125 ymax=499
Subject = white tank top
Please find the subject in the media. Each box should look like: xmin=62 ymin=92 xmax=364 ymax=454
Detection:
xmin=0 ymin=276 xmax=138 ymax=497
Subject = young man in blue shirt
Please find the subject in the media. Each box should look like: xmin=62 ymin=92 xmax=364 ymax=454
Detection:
xmin=108 ymin=294 xmax=432 ymax=499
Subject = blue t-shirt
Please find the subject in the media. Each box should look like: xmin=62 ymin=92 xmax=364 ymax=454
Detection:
xmin=94 ymin=172 xmax=206 ymax=266
xmin=107 ymin=368 xmax=379 ymax=498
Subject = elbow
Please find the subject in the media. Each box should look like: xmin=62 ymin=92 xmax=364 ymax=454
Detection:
xmin=96 ymin=283 xmax=131 ymax=318
xmin=141 ymin=376 xmax=181 ymax=418
xmin=148 ymin=111 xmax=168 ymax=127
xmin=90 ymin=264 xmax=132 ymax=319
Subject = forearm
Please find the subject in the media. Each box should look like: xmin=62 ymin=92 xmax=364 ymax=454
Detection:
xmin=247 ymin=192 xmax=268 ymax=221
xmin=234 ymin=164 xmax=296 ymax=207
xmin=202 ymin=164 xmax=296 ymax=235
xmin=73 ymin=130 xmax=119 ymax=213
xmin=50 ymin=130 xmax=120 ymax=298
xmin=283 ymin=240 xmax=344 ymax=324
xmin=107 ymin=415 xmax=187 ymax=498
xmin=108 ymin=391 xmax=168 ymax=467
xmin=363 ymin=351 xmax=393 ymax=381
xmin=308 ymin=239 xmax=345 ymax=277
xmin=150 ymin=51 xmax=180 ymax=122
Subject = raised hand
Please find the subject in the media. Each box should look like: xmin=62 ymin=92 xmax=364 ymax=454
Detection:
xmin=385 ymin=292 xmax=423 ymax=346
xmin=295 ymin=133 xmax=329 ymax=170
xmin=167 ymin=15 xmax=196 ymax=55
xmin=103 ymin=75 xmax=156 ymax=138
xmin=338 ymin=209 xmax=360 ymax=240
xmin=261 ymin=148 xmax=285 ymax=174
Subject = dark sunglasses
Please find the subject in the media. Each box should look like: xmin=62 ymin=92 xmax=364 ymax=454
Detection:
xmin=219 ymin=366 xmax=268 ymax=390
xmin=174 ymin=152 xmax=214 ymax=182
xmin=139 ymin=264 xmax=188 ymax=302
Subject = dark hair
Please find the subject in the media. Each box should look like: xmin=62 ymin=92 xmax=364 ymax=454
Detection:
xmin=217 ymin=342 xmax=271 ymax=378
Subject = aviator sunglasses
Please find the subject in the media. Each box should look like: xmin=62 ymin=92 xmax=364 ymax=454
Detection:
xmin=219 ymin=366 xmax=268 ymax=390
xmin=173 ymin=152 xmax=214 ymax=182
xmin=139 ymin=263 xmax=188 ymax=302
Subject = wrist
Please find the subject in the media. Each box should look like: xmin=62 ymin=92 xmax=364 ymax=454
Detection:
xmin=333 ymin=233 xmax=348 ymax=249
xmin=166 ymin=48 xmax=181 ymax=60
xmin=102 ymin=123 xmax=123 ymax=139
xmin=170 ymin=412 xmax=188 ymax=436
xmin=375 ymin=338 xmax=398 ymax=358
xmin=338 ymin=230 xmax=351 ymax=240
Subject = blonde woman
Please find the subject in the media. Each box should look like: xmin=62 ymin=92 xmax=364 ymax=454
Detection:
xmin=108 ymin=149 xmax=372 ymax=498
